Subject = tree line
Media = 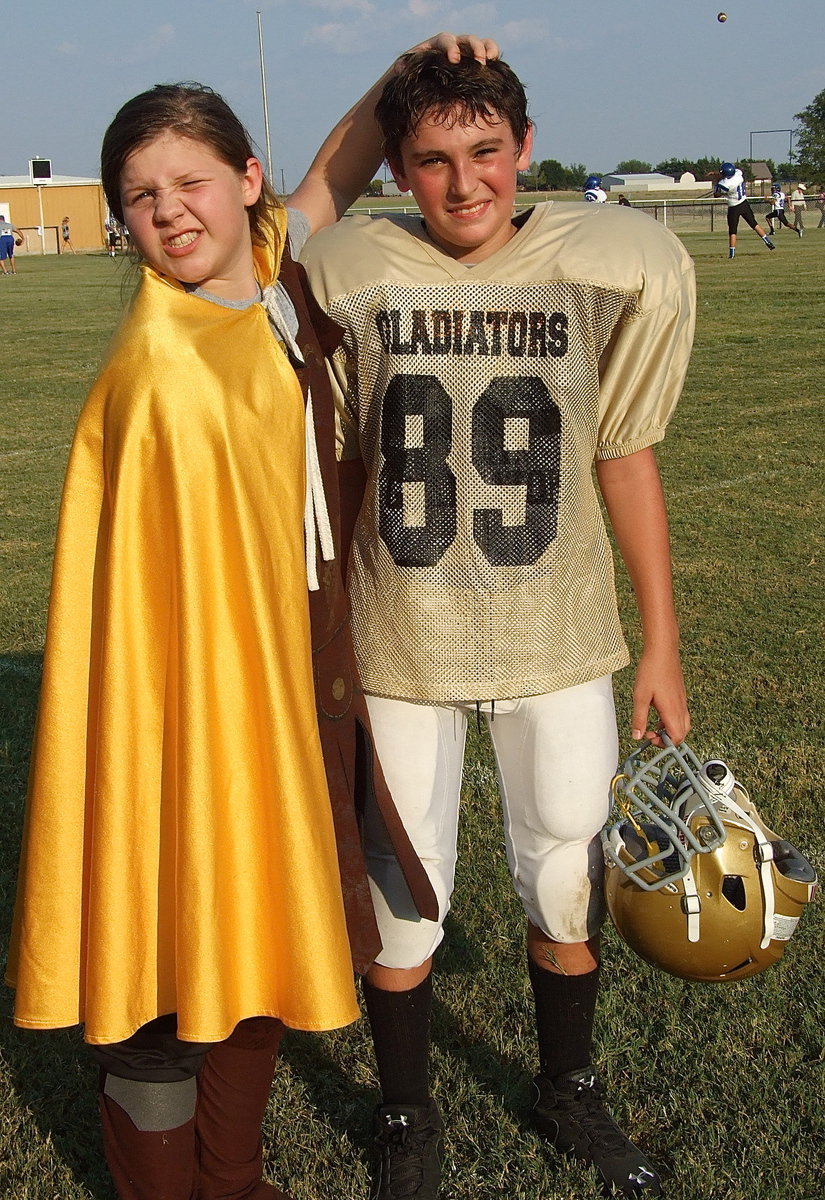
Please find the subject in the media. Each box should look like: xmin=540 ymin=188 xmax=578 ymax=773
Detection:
xmin=518 ymin=155 xmax=803 ymax=193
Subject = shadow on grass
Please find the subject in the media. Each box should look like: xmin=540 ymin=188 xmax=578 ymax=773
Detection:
xmin=0 ymin=652 xmax=113 ymax=1197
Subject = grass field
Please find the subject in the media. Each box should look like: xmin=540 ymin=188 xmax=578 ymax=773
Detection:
xmin=1 ymin=232 xmax=823 ymax=1200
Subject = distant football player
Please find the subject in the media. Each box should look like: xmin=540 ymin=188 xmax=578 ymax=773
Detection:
xmin=714 ymin=161 xmax=775 ymax=257
xmin=765 ymin=182 xmax=801 ymax=237
xmin=583 ymin=173 xmax=607 ymax=202
xmin=303 ymin=49 xmax=695 ymax=1199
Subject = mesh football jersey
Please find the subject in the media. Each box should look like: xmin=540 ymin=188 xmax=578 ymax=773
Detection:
xmin=302 ymin=202 xmax=695 ymax=702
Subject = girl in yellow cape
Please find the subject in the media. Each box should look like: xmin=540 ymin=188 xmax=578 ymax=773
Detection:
xmin=5 ymin=36 xmax=497 ymax=1200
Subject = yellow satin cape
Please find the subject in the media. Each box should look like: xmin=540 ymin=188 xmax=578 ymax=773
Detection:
xmin=6 ymin=209 xmax=359 ymax=1043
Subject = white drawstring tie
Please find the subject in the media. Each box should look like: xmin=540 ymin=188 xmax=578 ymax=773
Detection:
xmin=261 ymin=284 xmax=335 ymax=591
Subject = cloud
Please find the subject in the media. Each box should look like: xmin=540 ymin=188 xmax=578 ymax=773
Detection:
xmin=406 ymin=2 xmax=498 ymax=21
xmin=116 ymin=23 xmax=176 ymax=65
xmin=57 ymin=42 xmax=81 ymax=56
xmin=309 ymin=0 xmax=376 ymax=12
xmin=149 ymin=24 xmax=176 ymax=52
xmin=304 ymin=21 xmax=366 ymax=54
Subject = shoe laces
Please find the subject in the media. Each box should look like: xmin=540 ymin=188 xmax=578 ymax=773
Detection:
xmin=556 ymin=1073 xmax=629 ymax=1155
xmin=376 ymin=1112 xmax=437 ymax=1198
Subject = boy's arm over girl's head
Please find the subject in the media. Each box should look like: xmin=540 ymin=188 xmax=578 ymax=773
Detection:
xmin=286 ymin=33 xmax=499 ymax=236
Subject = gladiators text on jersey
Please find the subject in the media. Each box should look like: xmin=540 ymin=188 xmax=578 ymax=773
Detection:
xmin=374 ymin=307 xmax=569 ymax=358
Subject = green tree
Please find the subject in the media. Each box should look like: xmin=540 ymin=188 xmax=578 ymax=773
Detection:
xmin=615 ymin=159 xmax=652 ymax=173
xmin=656 ymin=158 xmax=692 ymax=178
xmin=566 ymin=163 xmax=589 ymax=188
xmin=794 ymin=87 xmax=825 ymax=176
xmin=519 ymin=160 xmax=541 ymax=190
xmin=693 ymin=158 xmax=721 ymax=181
xmin=538 ymin=159 xmax=566 ymax=190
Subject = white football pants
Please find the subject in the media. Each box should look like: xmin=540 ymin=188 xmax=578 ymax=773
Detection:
xmin=364 ymin=675 xmax=618 ymax=968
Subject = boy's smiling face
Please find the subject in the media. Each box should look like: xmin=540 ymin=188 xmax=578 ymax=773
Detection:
xmin=390 ymin=110 xmax=533 ymax=264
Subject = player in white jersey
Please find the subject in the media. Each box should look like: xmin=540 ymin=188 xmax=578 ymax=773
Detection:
xmin=303 ymin=52 xmax=694 ymax=1200
xmin=583 ymin=174 xmax=607 ymax=202
xmin=765 ymin=183 xmax=800 ymax=236
xmin=714 ymin=162 xmax=775 ymax=258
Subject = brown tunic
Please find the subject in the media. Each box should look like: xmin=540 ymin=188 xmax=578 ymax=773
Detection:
xmin=278 ymin=246 xmax=437 ymax=974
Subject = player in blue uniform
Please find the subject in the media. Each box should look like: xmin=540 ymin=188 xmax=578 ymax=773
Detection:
xmin=714 ymin=162 xmax=775 ymax=258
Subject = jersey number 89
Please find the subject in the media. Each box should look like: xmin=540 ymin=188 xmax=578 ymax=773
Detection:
xmin=378 ymin=373 xmax=561 ymax=569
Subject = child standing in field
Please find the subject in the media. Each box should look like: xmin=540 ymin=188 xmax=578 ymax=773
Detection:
xmin=302 ymin=50 xmax=695 ymax=1199
xmin=6 ymin=36 xmax=493 ymax=1200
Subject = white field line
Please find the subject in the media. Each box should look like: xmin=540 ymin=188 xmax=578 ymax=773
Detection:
xmin=0 ymin=443 xmax=71 ymax=460
xmin=668 ymin=466 xmax=791 ymax=499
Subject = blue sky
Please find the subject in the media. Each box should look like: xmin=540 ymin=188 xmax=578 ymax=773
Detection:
xmin=4 ymin=1 xmax=822 ymax=187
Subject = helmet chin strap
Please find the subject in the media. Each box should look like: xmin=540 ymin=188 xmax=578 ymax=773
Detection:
xmin=716 ymin=790 xmax=776 ymax=948
xmin=678 ymin=769 xmax=776 ymax=949
xmin=681 ymin=862 xmax=701 ymax=943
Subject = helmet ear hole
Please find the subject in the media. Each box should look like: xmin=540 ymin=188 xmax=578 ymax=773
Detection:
xmin=721 ymin=875 xmax=746 ymax=910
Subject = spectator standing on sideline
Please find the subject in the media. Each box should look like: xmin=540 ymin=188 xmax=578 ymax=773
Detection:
xmin=789 ymin=184 xmax=806 ymax=235
xmin=104 ymin=217 xmax=120 ymax=256
xmin=61 ymin=216 xmax=76 ymax=253
xmin=817 ymin=188 xmax=825 ymax=228
xmin=0 ymin=214 xmax=24 ymax=274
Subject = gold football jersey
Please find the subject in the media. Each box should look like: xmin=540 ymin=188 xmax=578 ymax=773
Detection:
xmin=302 ymin=202 xmax=695 ymax=702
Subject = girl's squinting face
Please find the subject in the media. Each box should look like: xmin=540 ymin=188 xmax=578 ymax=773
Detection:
xmin=119 ymin=132 xmax=262 ymax=300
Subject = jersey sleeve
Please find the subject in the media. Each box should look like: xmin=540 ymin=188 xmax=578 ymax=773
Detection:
xmin=595 ymin=254 xmax=695 ymax=460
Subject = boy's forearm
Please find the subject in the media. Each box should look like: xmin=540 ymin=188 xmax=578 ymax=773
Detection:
xmin=595 ymin=447 xmax=679 ymax=646
xmin=597 ymin=446 xmax=689 ymax=744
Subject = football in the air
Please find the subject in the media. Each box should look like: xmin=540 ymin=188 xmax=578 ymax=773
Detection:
xmin=717 ymin=11 xmax=727 ymax=21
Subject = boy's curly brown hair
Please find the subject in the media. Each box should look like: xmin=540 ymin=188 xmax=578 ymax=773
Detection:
xmin=376 ymin=51 xmax=531 ymax=167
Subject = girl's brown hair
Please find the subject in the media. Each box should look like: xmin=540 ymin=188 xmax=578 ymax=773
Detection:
xmin=101 ymin=82 xmax=280 ymax=246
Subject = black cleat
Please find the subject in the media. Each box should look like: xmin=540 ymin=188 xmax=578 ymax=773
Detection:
xmin=372 ymin=1100 xmax=444 ymax=1199
xmin=532 ymin=1068 xmax=662 ymax=1197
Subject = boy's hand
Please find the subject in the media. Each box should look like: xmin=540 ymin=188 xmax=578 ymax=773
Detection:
xmin=631 ymin=645 xmax=690 ymax=747
xmin=401 ymin=32 xmax=500 ymax=69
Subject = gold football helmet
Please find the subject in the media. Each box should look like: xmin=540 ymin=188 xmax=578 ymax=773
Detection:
xmin=601 ymin=736 xmax=817 ymax=982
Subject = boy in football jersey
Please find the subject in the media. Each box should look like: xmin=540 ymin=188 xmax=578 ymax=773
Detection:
xmin=302 ymin=51 xmax=693 ymax=1200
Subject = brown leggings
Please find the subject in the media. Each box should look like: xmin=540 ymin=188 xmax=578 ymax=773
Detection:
xmin=94 ymin=1016 xmax=290 ymax=1200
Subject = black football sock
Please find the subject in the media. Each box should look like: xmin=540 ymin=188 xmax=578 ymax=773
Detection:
xmin=362 ymin=973 xmax=433 ymax=1106
xmin=528 ymin=954 xmax=600 ymax=1081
